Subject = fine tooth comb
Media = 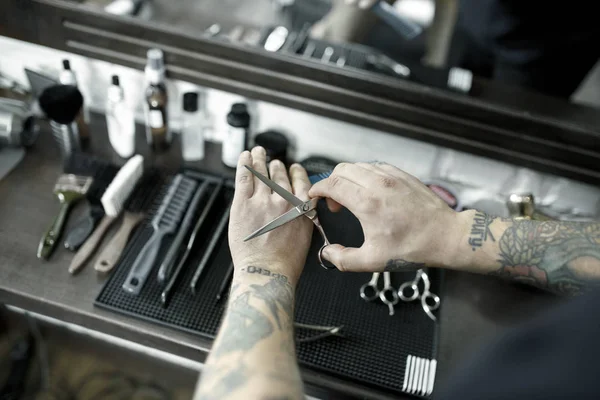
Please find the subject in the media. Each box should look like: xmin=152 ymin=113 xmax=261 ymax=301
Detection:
xmin=69 ymin=155 xmax=144 ymax=274
xmin=38 ymin=174 xmax=93 ymax=260
xmin=122 ymin=174 xmax=198 ymax=295
xmin=94 ymin=169 xmax=164 ymax=274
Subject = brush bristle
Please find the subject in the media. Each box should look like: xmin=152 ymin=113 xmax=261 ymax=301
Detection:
xmin=54 ymin=174 xmax=93 ymax=194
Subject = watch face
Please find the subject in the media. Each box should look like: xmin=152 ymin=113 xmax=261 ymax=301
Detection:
xmin=427 ymin=184 xmax=459 ymax=210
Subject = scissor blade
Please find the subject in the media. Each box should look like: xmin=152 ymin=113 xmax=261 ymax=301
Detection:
xmin=244 ymin=206 xmax=304 ymax=241
xmin=245 ymin=165 xmax=303 ymax=207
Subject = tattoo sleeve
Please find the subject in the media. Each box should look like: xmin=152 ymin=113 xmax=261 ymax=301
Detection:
xmin=489 ymin=219 xmax=600 ymax=295
xmin=193 ymin=267 xmax=303 ymax=400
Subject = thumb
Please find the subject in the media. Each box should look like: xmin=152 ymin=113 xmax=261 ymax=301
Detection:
xmin=322 ymin=244 xmax=372 ymax=272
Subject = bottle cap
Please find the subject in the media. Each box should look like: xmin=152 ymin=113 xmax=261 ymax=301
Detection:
xmin=147 ymin=49 xmax=164 ymax=70
xmin=183 ymin=92 xmax=199 ymax=112
xmin=227 ymin=103 xmax=250 ymax=128
xmin=62 ymin=59 xmax=71 ymax=70
xmin=112 ymin=75 xmax=120 ymax=86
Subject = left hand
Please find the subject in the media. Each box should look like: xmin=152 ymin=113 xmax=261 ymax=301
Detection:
xmin=228 ymin=147 xmax=313 ymax=286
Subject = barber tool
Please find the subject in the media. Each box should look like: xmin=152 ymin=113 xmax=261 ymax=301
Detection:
xmin=69 ymin=155 xmax=145 ymax=274
xmin=0 ymin=98 xmax=38 ymax=148
xmin=157 ymin=181 xmax=209 ymax=282
xmin=447 ymin=67 xmax=473 ymax=94
xmin=379 ymin=271 xmax=399 ymax=316
xmin=38 ymin=174 xmax=93 ymax=260
xmin=161 ymin=182 xmax=223 ymax=306
xmin=295 ymin=322 xmax=345 ymax=344
xmin=321 ymin=47 xmax=334 ymax=63
xmin=216 ymin=261 xmax=235 ymax=302
xmin=39 ymin=85 xmax=86 ymax=157
xmin=370 ymin=0 xmax=423 ymax=40
xmin=264 ymin=26 xmax=289 ymax=52
xmin=243 ymin=165 xmax=335 ymax=270
xmin=123 ymin=175 xmax=197 ymax=295
xmin=302 ymin=42 xmax=316 ymax=58
xmin=398 ymin=269 xmax=440 ymax=321
xmin=190 ymin=206 xmax=231 ymax=294
xmin=366 ymin=53 xmax=411 ymax=78
xmin=94 ymin=169 xmax=163 ymax=273
xmin=360 ymin=272 xmax=381 ymax=302
xmin=64 ymin=162 xmax=120 ymax=251
xmin=336 ymin=55 xmax=347 ymax=67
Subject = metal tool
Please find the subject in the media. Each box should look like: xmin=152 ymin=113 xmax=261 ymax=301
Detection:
xmin=161 ymin=181 xmax=223 ymax=307
xmin=398 ymin=269 xmax=440 ymax=321
xmin=190 ymin=206 xmax=231 ymax=294
xmin=360 ymin=272 xmax=381 ymax=302
xmin=321 ymin=47 xmax=334 ymax=63
xmin=158 ymin=181 xmax=209 ymax=282
xmin=295 ymin=322 xmax=345 ymax=343
xmin=122 ymin=175 xmax=197 ymax=295
xmin=216 ymin=261 xmax=235 ymax=302
xmin=38 ymin=174 xmax=93 ymax=260
xmin=243 ymin=165 xmax=334 ymax=270
xmin=379 ymin=271 xmax=399 ymax=316
xmin=507 ymin=193 xmax=552 ymax=221
xmin=366 ymin=54 xmax=411 ymax=78
xmin=336 ymin=56 xmax=347 ymax=67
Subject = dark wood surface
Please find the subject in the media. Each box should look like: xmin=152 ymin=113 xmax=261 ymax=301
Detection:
xmin=0 ymin=114 xmax=563 ymax=399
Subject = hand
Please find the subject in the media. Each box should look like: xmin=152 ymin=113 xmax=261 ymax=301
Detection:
xmin=309 ymin=162 xmax=467 ymax=272
xmin=229 ymin=147 xmax=313 ymax=285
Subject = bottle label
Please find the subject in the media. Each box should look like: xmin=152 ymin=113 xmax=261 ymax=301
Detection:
xmin=222 ymin=127 xmax=246 ymax=167
xmin=148 ymin=109 xmax=164 ymax=128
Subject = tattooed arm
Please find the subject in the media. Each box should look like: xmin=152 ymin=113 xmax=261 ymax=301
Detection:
xmin=194 ymin=147 xmax=313 ymax=399
xmin=194 ymin=267 xmax=302 ymax=400
xmin=309 ymin=162 xmax=600 ymax=295
xmin=456 ymin=211 xmax=600 ymax=295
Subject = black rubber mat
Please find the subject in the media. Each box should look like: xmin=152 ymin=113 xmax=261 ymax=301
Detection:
xmin=96 ymin=169 xmax=444 ymax=398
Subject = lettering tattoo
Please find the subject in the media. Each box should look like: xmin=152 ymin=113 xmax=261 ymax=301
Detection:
xmin=491 ymin=220 xmax=600 ymax=295
xmin=468 ymin=211 xmax=496 ymax=251
xmin=195 ymin=267 xmax=302 ymax=400
xmin=385 ymin=259 xmax=426 ymax=272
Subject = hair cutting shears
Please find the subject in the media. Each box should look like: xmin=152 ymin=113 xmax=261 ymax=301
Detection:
xmin=398 ymin=269 xmax=440 ymax=321
xmin=243 ymin=165 xmax=335 ymax=270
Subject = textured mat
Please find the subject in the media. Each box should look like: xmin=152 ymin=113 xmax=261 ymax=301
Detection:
xmin=96 ymin=169 xmax=444 ymax=398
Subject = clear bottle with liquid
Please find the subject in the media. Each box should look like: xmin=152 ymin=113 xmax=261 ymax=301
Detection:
xmin=144 ymin=49 xmax=171 ymax=151
xmin=181 ymin=92 xmax=205 ymax=161
xmin=106 ymin=75 xmax=136 ymax=158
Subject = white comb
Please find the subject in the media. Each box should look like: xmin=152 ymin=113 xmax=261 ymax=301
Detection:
xmin=101 ymin=155 xmax=144 ymax=217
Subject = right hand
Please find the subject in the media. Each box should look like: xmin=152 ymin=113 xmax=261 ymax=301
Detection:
xmin=309 ymin=162 xmax=468 ymax=272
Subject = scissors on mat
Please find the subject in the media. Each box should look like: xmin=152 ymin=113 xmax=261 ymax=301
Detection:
xmin=243 ymin=165 xmax=334 ymax=270
xmin=398 ymin=269 xmax=440 ymax=321
xmin=360 ymin=272 xmax=398 ymax=316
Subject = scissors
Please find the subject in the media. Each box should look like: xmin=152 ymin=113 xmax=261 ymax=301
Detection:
xmin=398 ymin=269 xmax=440 ymax=321
xmin=243 ymin=165 xmax=335 ymax=270
xmin=360 ymin=272 xmax=398 ymax=316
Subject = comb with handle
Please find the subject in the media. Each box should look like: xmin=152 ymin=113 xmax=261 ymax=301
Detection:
xmin=69 ymin=155 xmax=144 ymax=274
xmin=38 ymin=174 xmax=93 ymax=260
xmin=122 ymin=174 xmax=198 ymax=295
xmin=94 ymin=169 xmax=164 ymax=273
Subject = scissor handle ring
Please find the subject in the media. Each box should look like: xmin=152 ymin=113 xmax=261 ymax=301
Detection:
xmin=318 ymin=244 xmax=336 ymax=270
xmin=422 ymin=292 xmax=441 ymax=311
xmin=360 ymin=283 xmax=379 ymax=302
xmin=398 ymin=282 xmax=419 ymax=302
xmin=379 ymin=287 xmax=399 ymax=306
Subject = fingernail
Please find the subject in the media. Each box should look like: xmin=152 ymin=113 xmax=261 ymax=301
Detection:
xmin=359 ymin=0 xmax=372 ymax=8
xmin=253 ymin=146 xmax=266 ymax=154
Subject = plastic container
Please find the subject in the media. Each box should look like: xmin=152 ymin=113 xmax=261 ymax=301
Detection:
xmin=222 ymin=103 xmax=250 ymax=168
xmin=181 ymin=92 xmax=205 ymax=161
xmin=106 ymin=75 xmax=136 ymax=158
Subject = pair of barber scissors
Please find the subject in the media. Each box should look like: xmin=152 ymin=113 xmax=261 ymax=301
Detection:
xmin=360 ymin=272 xmax=399 ymax=316
xmin=243 ymin=165 xmax=334 ymax=270
xmin=398 ymin=269 xmax=440 ymax=321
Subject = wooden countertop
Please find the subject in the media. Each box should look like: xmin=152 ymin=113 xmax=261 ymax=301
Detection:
xmin=0 ymin=113 xmax=561 ymax=399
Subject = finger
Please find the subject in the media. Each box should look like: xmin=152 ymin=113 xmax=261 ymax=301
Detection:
xmin=269 ymin=160 xmax=292 ymax=195
xmin=370 ymin=161 xmax=420 ymax=183
xmin=355 ymin=162 xmax=393 ymax=177
xmin=250 ymin=146 xmax=270 ymax=196
xmin=329 ymin=163 xmax=371 ymax=188
xmin=233 ymin=151 xmax=253 ymax=203
xmin=309 ymin=175 xmax=369 ymax=216
xmin=326 ymin=198 xmax=343 ymax=213
xmin=289 ymin=164 xmax=311 ymax=201
xmin=322 ymin=244 xmax=373 ymax=272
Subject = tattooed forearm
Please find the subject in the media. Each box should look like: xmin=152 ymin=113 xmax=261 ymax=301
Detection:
xmin=385 ymin=259 xmax=426 ymax=272
xmin=194 ymin=267 xmax=303 ymax=400
xmin=468 ymin=211 xmax=496 ymax=251
xmin=490 ymin=220 xmax=600 ymax=295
